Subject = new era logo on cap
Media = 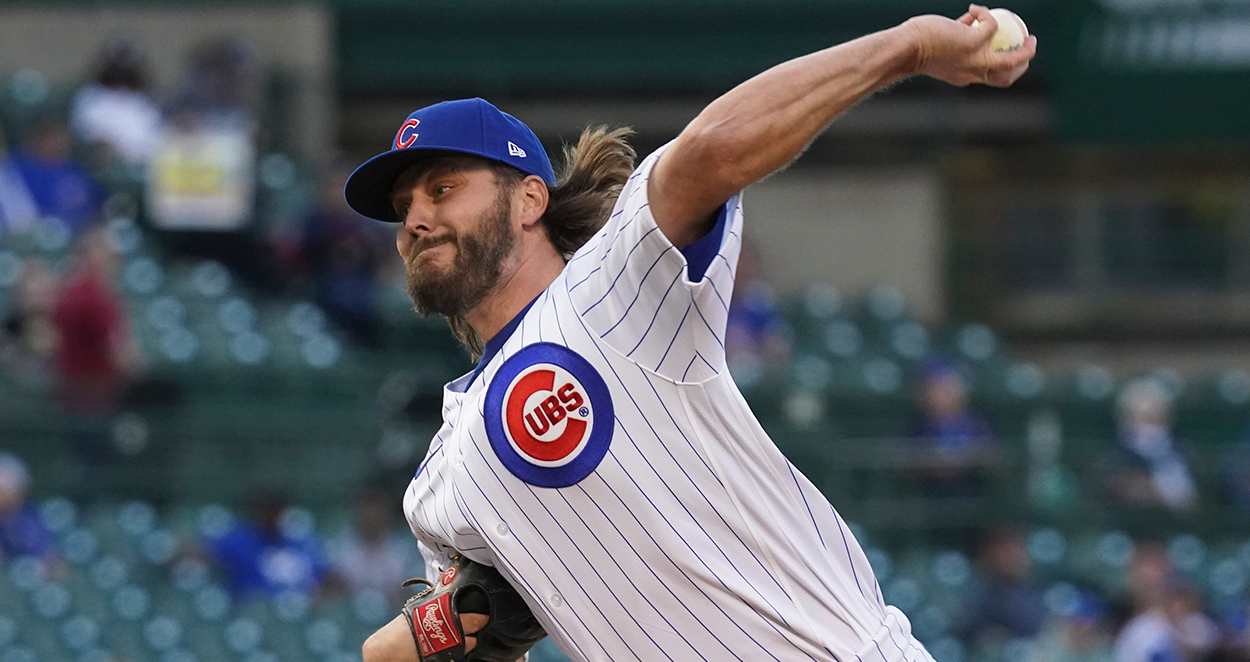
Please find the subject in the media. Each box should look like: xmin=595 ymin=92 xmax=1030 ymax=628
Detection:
xmin=508 ymin=141 xmax=527 ymax=158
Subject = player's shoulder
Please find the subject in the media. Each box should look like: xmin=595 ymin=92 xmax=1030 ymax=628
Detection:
xmin=562 ymin=142 xmax=673 ymax=266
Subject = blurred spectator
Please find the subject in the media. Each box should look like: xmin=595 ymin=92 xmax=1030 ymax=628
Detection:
xmin=54 ymin=229 xmax=137 ymax=419
xmin=329 ymin=485 xmax=420 ymax=605
xmin=207 ymin=493 xmax=332 ymax=601
xmin=725 ymin=241 xmax=791 ymax=381
xmin=173 ymin=38 xmax=259 ymax=129
xmin=295 ymin=160 xmax=389 ymax=346
xmin=10 ymin=116 xmax=105 ymax=234
xmin=1033 ymin=590 xmax=1114 ymax=662
xmin=1115 ymin=585 xmax=1181 ymax=662
xmin=71 ymin=38 xmax=164 ymax=168
xmin=0 ymin=453 xmax=55 ymax=564
xmin=0 ymin=257 xmax=59 ymax=388
xmin=148 ymin=37 xmax=261 ymax=285
xmin=911 ymin=358 xmax=992 ymax=447
xmin=1127 ymin=543 xmax=1174 ymax=615
xmin=1107 ymin=379 xmax=1197 ymax=512
xmin=908 ymin=358 xmax=994 ymax=498
xmin=1115 ymin=543 xmax=1218 ymax=662
xmin=0 ymin=124 xmax=39 ymax=234
xmin=1170 ymin=585 xmax=1220 ymax=661
xmin=963 ymin=529 xmax=1047 ymax=654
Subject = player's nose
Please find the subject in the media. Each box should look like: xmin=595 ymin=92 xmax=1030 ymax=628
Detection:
xmin=399 ymin=199 xmax=434 ymax=238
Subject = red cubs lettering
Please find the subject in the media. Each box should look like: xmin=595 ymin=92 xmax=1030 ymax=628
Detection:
xmin=525 ymin=390 xmax=578 ymax=436
xmin=558 ymin=383 xmax=584 ymax=411
xmin=525 ymin=408 xmax=550 ymax=436
xmin=540 ymin=396 xmax=566 ymax=426
xmin=394 ymin=119 xmax=420 ymax=149
xmin=505 ymin=369 xmax=588 ymax=462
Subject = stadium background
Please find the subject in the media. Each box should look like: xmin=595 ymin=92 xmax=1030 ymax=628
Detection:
xmin=1 ymin=1 xmax=1249 ymax=661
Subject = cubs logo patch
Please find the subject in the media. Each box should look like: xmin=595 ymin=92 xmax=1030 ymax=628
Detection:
xmin=394 ymin=119 xmax=420 ymax=149
xmin=484 ymin=343 xmax=613 ymax=488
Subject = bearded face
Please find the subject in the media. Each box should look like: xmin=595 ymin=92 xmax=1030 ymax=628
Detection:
xmin=404 ymin=185 xmax=516 ymax=318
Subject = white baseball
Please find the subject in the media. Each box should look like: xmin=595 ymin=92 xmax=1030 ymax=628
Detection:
xmin=973 ymin=8 xmax=1028 ymax=52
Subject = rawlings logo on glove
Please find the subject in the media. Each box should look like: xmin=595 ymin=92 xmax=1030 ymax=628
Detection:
xmin=414 ymin=594 xmax=460 ymax=656
xmin=401 ymin=555 xmax=546 ymax=662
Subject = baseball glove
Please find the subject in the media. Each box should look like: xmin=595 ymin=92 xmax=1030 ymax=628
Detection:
xmin=401 ymin=555 xmax=547 ymax=662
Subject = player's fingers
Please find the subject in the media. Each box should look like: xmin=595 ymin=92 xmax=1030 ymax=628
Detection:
xmin=1004 ymin=35 xmax=1038 ymax=65
xmin=465 ymin=635 xmax=477 ymax=654
xmin=957 ymin=11 xmax=976 ymax=26
xmin=988 ymin=61 xmax=1029 ymax=87
xmin=986 ymin=34 xmax=1036 ymax=71
xmin=1024 ymin=34 xmax=1039 ymax=57
xmin=461 ymin=613 xmax=490 ymax=634
xmin=968 ymin=5 xmax=996 ymax=38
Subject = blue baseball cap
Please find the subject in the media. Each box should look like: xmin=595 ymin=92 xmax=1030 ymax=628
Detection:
xmin=344 ymin=98 xmax=556 ymax=222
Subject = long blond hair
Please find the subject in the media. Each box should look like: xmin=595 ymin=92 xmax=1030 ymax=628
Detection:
xmin=447 ymin=126 xmax=636 ymax=360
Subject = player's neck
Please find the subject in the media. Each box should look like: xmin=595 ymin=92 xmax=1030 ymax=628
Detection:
xmin=464 ymin=240 xmax=564 ymax=344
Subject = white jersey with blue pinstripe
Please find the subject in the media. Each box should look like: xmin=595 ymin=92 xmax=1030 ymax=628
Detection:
xmin=403 ymin=142 xmax=933 ymax=662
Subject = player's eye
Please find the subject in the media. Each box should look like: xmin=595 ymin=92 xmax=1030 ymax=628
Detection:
xmin=434 ymin=185 xmax=452 ymax=196
xmin=395 ymin=204 xmax=410 ymax=219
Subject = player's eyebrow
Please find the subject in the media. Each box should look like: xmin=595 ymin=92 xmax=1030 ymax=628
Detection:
xmin=391 ymin=156 xmax=491 ymax=199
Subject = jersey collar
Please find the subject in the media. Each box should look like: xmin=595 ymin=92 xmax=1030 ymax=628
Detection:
xmin=465 ymin=295 xmax=540 ymax=390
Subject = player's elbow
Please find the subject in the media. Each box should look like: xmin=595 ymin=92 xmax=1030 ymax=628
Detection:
xmin=362 ymin=629 xmax=380 ymax=659
xmin=673 ymin=120 xmax=754 ymax=195
xmin=361 ymin=631 xmax=386 ymax=662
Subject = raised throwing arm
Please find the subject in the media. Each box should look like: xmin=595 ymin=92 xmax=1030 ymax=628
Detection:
xmin=649 ymin=4 xmax=1037 ymax=247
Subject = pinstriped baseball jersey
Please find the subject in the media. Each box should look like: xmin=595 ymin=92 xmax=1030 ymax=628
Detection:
xmin=403 ymin=143 xmax=934 ymax=662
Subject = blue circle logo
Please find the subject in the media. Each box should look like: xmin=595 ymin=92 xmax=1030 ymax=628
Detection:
xmin=484 ymin=343 xmax=614 ymax=487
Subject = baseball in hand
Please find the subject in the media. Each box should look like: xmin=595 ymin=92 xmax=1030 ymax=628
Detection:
xmin=973 ymin=8 xmax=1028 ymax=52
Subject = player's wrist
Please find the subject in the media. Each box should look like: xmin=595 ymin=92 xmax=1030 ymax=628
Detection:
xmin=895 ymin=18 xmax=932 ymax=79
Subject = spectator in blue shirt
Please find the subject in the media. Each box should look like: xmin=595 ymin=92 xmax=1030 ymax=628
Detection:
xmin=11 ymin=117 xmax=105 ymax=234
xmin=910 ymin=357 xmax=993 ymax=449
xmin=908 ymin=357 xmax=995 ymax=499
xmin=207 ymin=492 xmax=332 ymax=601
xmin=0 ymin=452 xmax=55 ymax=564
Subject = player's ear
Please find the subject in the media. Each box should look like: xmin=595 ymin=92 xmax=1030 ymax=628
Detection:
xmin=514 ymin=175 xmax=549 ymax=229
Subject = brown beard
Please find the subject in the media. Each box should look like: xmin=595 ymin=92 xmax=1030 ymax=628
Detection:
xmin=405 ymin=188 xmax=515 ymax=318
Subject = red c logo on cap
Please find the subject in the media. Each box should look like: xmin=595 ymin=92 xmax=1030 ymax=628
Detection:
xmin=395 ymin=119 xmax=420 ymax=149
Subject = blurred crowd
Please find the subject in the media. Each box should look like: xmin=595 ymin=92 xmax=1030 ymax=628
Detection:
xmin=8 ymin=444 xmax=1250 ymax=662
xmin=954 ymin=526 xmax=1250 ymax=662
xmin=1 ymin=450 xmax=420 ymax=610
xmin=0 ymin=34 xmax=397 ymax=387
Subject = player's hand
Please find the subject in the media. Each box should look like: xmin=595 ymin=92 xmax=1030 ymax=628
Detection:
xmin=462 ymin=613 xmax=489 ymax=654
xmin=904 ymin=4 xmax=1036 ymax=88
xmin=361 ymin=613 xmax=490 ymax=661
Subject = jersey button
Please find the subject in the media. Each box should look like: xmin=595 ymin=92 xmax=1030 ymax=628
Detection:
xmin=496 ymin=522 xmax=509 ymax=536
xmin=549 ymin=593 xmax=564 ymax=608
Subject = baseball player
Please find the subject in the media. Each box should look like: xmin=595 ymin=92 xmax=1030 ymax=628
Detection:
xmin=347 ymin=7 xmax=1036 ymax=662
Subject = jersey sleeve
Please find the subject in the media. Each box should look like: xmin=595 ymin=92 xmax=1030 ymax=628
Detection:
xmin=562 ymin=141 xmax=743 ymax=382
